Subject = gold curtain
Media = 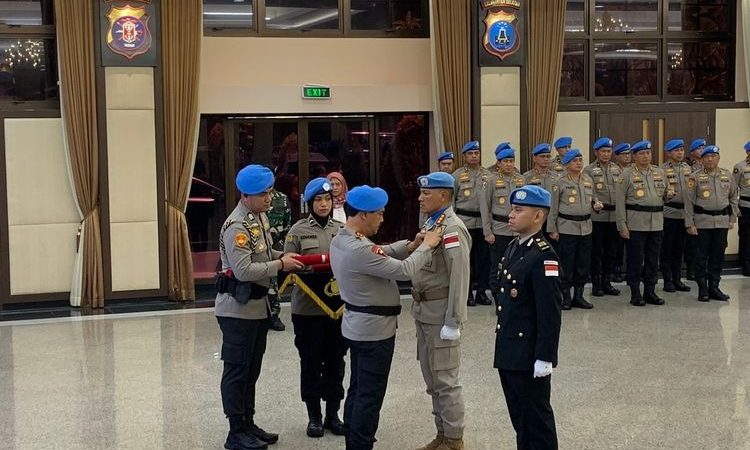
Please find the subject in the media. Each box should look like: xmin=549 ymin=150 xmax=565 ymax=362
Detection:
xmin=54 ymin=0 xmax=104 ymax=308
xmin=527 ymin=0 xmax=567 ymax=147
xmin=432 ymin=0 xmax=472 ymax=167
xmin=162 ymin=0 xmax=202 ymax=301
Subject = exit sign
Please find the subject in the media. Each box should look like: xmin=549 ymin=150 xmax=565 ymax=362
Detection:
xmin=302 ymin=85 xmax=331 ymax=99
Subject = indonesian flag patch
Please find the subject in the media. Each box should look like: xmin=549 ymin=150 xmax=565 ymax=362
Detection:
xmin=544 ymin=260 xmax=559 ymax=277
xmin=443 ymin=232 xmax=460 ymax=249
xmin=371 ymin=245 xmax=387 ymax=257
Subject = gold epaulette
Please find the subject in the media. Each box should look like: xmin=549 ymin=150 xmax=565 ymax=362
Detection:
xmin=535 ymin=237 xmax=550 ymax=251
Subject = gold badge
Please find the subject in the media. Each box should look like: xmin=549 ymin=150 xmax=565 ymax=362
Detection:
xmin=256 ymin=242 xmax=267 ymax=252
xmin=570 ymin=189 xmax=577 ymax=195
xmin=688 ymin=178 xmax=696 ymax=188
xmin=234 ymin=233 xmax=249 ymax=247
xmin=250 ymin=227 xmax=261 ymax=238
xmin=596 ymin=183 xmax=604 ymax=190
xmin=496 ymin=180 xmax=505 ymax=188
xmin=499 ymin=197 xmax=506 ymax=205
xmin=510 ymin=288 xmax=518 ymax=298
xmin=636 ymin=189 xmax=645 ymax=198
xmin=464 ymin=189 xmax=472 ymax=197
xmin=746 ymin=180 xmax=750 ymax=187
xmin=702 ymin=190 xmax=711 ymax=198
xmin=568 ymin=196 xmax=576 ymax=203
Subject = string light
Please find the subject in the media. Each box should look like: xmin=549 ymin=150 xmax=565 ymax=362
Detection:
xmin=4 ymin=40 xmax=43 ymax=68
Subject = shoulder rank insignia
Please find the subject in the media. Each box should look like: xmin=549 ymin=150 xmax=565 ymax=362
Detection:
xmin=535 ymin=238 xmax=550 ymax=251
xmin=354 ymin=232 xmax=365 ymax=240
xmin=235 ymin=232 xmax=249 ymax=248
xmin=371 ymin=245 xmax=387 ymax=257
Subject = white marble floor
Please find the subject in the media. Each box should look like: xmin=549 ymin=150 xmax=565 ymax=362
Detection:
xmin=2 ymin=278 xmax=750 ymax=449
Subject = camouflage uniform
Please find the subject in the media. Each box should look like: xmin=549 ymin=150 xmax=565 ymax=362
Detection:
xmin=267 ymin=189 xmax=292 ymax=317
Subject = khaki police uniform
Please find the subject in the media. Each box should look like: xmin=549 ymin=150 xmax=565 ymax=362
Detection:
xmin=410 ymin=207 xmax=470 ymax=441
xmin=660 ymin=161 xmax=692 ymax=286
xmin=615 ymin=165 xmax=668 ymax=293
xmin=523 ymin=168 xmax=559 ymax=193
xmin=486 ymin=171 xmax=524 ymax=293
xmin=584 ymin=161 xmax=622 ymax=288
xmin=685 ymin=168 xmax=739 ymax=290
xmin=733 ymin=157 xmax=750 ymax=273
xmin=551 ymin=156 xmax=565 ymax=176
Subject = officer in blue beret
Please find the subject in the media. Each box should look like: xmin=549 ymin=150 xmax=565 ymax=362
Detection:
xmin=330 ymin=185 xmax=443 ymax=450
xmin=452 ymin=140 xmax=494 ymax=306
xmin=733 ymin=141 xmax=750 ymax=276
xmin=551 ymin=137 xmax=572 ymax=175
xmin=659 ymin=139 xmax=693 ymax=294
xmin=410 ymin=171 xmax=470 ymax=450
xmin=683 ymin=138 xmax=708 ymax=281
xmin=584 ymin=137 xmax=623 ymax=297
xmin=216 ymin=164 xmax=306 ymax=450
xmin=688 ymin=138 xmax=707 ymax=173
xmin=487 ymin=142 xmax=511 ymax=173
xmin=494 ymin=184 xmax=562 ymax=450
xmin=437 ymin=152 xmax=455 ymax=173
xmin=611 ymin=142 xmax=632 ymax=282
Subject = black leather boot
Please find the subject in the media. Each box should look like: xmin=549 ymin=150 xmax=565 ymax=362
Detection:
xmin=613 ymin=266 xmax=624 ymax=283
xmin=561 ymin=286 xmax=572 ymax=310
xmin=245 ymin=416 xmax=279 ymax=445
xmin=323 ymin=400 xmax=347 ymax=436
xmin=644 ymin=285 xmax=664 ymax=305
xmin=708 ymin=282 xmax=730 ymax=301
xmin=591 ymin=276 xmax=604 ymax=297
xmin=476 ymin=290 xmax=492 ymax=305
xmin=662 ymin=276 xmax=676 ymax=293
xmin=305 ymin=401 xmax=324 ymax=438
xmin=697 ymin=278 xmax=709 ymax=302
xmin=467 ymin=289 xmax=476 ymax=307
xmin=629 ymin=283 xmax=645 ymax=306
xmin=572 ymin=285 xmax=593 ymax=309
xmin=602 ymin=276 xmax=621 ymax=296
xmin=226 ymin=416 xmax=268 ymax=450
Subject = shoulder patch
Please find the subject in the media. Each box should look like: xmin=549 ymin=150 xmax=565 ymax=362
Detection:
xmin=443 ymin=232 xmax=460 ymax=249
xmin=235 ymin=232 xmax=249 ymax=248
xmin=544 ymin=260 xmax=559 ymax=277
xmin=371 ymin=245 xmax=387 ymax=257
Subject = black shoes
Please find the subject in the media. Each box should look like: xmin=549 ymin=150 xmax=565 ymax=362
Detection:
xmin=602 ymin=277 xmax=620 ymax=296
xmin=663 ymin=279 xmax=676 ymax=293
xmin=571 ymin=286 xmax=593 ymax=309
xmin=561 ymin=288 xmax=572 ymax=310
xmin=225 ymin=432 xmax=268 ymax=450
xmin=644 ymin=286 xmax=664 ymax=305
xmin=591 ymin=277 xmax=604 ymax=297
xmin=467 ymin=290 xmax=476 ymax=307
xmin=323 ymin=415 xmax=347 ymax=436
xmin=269 ymin=315 xmax=285 ymax=332
xmin=475 ymin=290 xmax=492 ymax=305
xmin=673 ymin=279 xmax=691 ymax=292
xmin=246 ymin=423 xmax=278 ymax=445
xmin=629 ymin=284 xmax=645 ymax=307
xmin=305 ymin=401 xmax=324 ymax=438
xmin=709 ymin=287 xmax=730 ymax=301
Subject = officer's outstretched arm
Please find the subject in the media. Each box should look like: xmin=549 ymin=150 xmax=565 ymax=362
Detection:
xmin=359 ymin=242 xmax=432 ymax=281
xmin=532 ymin=253 xmax=562 ymax=366
xmin=381 ymin=240 xmax=410 ymax=260
xmin=224 ymin=223 xmax=281 ymax=282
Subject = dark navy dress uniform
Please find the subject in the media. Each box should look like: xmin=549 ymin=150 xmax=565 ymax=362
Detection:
xmin=494 ymin=186 xmax=562 ymax=450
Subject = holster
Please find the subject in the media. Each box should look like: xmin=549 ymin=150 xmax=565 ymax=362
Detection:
xmin=216 ymin=273 xmax=269 ymax=304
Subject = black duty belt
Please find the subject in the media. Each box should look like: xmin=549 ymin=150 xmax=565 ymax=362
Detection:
xmin=215 ymin=273 xmax=269 ymax=304
xmin=559 ymin=213 xmax=591 ymax=221
xmin=601 ymin=204 xmax=616 ymax=211
xmin=665 ymin=201 xmax=685 ymax=210
xmin=741 ymin=195 xmax=750 ymax=202
xmin=456 ymin=208 xmax=480 ymax=218
xmin=492 ymin=213 xmax=509 ymax=223
xmin=344 ymin=302 xmax=402 ymax=316
xmin=625 ymin=204 xmax=663 ymax=213
xmin=694 ymin=205 xmax=731 ymax=216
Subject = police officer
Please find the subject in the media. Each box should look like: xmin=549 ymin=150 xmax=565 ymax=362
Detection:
xmin=548 ymin=149 xmax=602 ymax=310
xmin=584 ymin=137 xmax=623 ymax=297
xmin=284 ymin=178 xmax=347 ymax=438
xmin=660 ymin=139 xmax=692 ymax=293
xmin=267 ymin=188 xmax=292 ymax=331
xmin=612 ymin=142 xmax=632 ymax=282
xmin=452 ymin=141 xmax=493 ymax=306
xmin=616 ymin=140 xmax=672 ymax=307
xmin=329 ymin=185 xmax=442 ymax=450
xmin=551 ymin=137 xmax=572 ymax=176
xmin=524 ymin=143 xmax=559 ymax=191
xmin=216 ymin=165 xmax=306 ymax=450
xmin=437 ymin=152 xmax=455 ymax=174
xmin=494 ymin=185 xmax=562 ymax=450
xmin=487 ymin=141 xmax=511 ymax=173
xmin=412 ymin=172 xmax=470 ymax=450
xmin=487 ymin=147 xmax=525 ymax=296
xmin=688 ymin=138 xmax=707 ymax=173
xmin=685 ymin=145 xmax=738 ymax=302
xmin=732 ymin=140 xmax=750 ymax=276
xmin=684 ymin=138 xmax=707 ymax=281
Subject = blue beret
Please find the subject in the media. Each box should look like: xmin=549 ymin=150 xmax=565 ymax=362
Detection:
xmin=631 ymin=140 xmax=652 ymax=153
xmin=496 ymin=147 xmax=515 ymax=161
xmin=303 ymin=177 xmax=332 ymax=203
xmin=346 ymin=185 xmax=389 ymax=213
xmin=561 ymin=148 xmax=582 ymax=165
xmin=593 ymin=137 xmax=613 ymax=150
xmin=744 ymin=141 xmax=750 ymax=152
xmin=665 ymin=139 xmax=684 ymax=152
xmin=510 ymin=185 xmax=551 ymax=209
xmin=554 ymin=137 xmax=572 ymax=149
xmin=614 ymin=142 xmax=631 ymax=154
xmin=417 ymin=172 xmax=454 ymax=190
xmin=461 ymin=140 xmax=480 ymax=153
xmin=437 ymin=151 xmax=455 ymax=162
xmin=690 ymin=139 xmax=706 ymax=152
xmin=532 ymin=143 xmax=551 ymax=155
xmin=701 ymin=145 xmax=719 ymax=157
xmin=494 ymin=141 xmax=511 ymax=155
xmin=236 ymin=164 xmax=274 ymax=195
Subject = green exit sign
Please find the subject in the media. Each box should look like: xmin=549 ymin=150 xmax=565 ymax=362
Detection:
xmin=302 ymin=85 xmax=331 ymax=99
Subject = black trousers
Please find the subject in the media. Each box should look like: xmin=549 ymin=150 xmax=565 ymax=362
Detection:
xmin=695 ymin=228 xmax=728 ymax=286
xmin=684 ymin=234 xmax=698 ymax=275
xmin=292 ymin=314 xmax=347 ymax=403
xmin=499 ymin=370 xmax=558 ymax=450
xmin=590 ymin=221 xmax=618 ymax=278
xmin=660 ymin=218 xmax=687 ymax=281
xmin=739 ymin=206 xmax=750 ymax=269
xmin=626 ymin=231 xmax=662 ymax=286
xmin=557 ymin=233 xmax=592 ymax=289
xmin=615 ymin=237 xmax=625 ymax=268
xmin=217 ymin=316 xmax=269 ymax=421
xmin=490 ymin=234 xmax=515 ymax=292
xmin=469 ymin=228 xmax=490 ymax=292
xmin=344 ymin=336 xmax=395 ymax=450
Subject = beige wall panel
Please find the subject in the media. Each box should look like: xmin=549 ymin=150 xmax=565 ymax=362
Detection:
xmin=8 ymin=223 xmax=78 ymax=294
xmin=480 ymin=67 xmax=520 ymax=107
xmin=554 ymin=111 xmax=591 ymax=165
xmin=110 ymin=221 xmax=160 ymax=291
xmin=200 ymin=37 xmax=432 ymax=113
xmin=106 ymin=109 xmax=158 ymax=223
xmin=481 ymin=105 xmax=520 ymax=167
xmin=105 ymin=67 xmax=155 ymax=110
xmin=5 ymin=118 xmax=78 ymax=225
xmin=716 ymin=108 xmax=750 ymax=254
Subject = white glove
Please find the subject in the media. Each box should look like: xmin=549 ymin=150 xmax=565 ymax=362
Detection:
xmin=440 ymin=325 xmax=461 ymax=341
xmin=533 ymin=360 xmax=553 ymax=378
